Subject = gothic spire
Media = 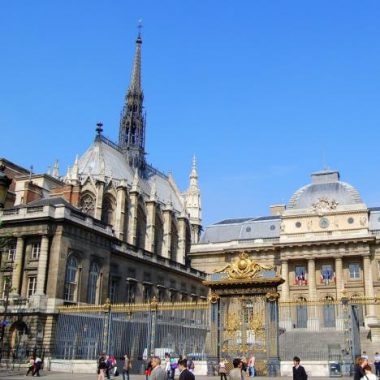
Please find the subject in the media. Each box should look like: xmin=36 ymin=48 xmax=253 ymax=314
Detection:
xmin=119 ymin=22 xmax=146 ymax=170
xmin=189 ymin=155 xmax=199 ymax=190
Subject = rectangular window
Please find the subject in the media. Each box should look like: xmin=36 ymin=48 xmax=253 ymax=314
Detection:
xmin=126 ymin=282 xmax=136 ymax=304
xmin=2 ymin=277 xmax=11 ymax=298
xmin=109 ymin=278 xmax=119 ymax=303
xmin=31 ymin=242 xmax=41 ymax=259
xmin=321 ymin=264 xmax=334 ymax=284
xmin=349 ymin=263 xmax=360 ymax=279
xmin=27 ymin=276 xmax=37 ymax=297
xmin=6 ymin=243 xmax=16 ymax=262
xmin=295 ymin=266 xmax=306 ymax=285
xmin=158 ymin=288 xmax=166 ymax=302
xmin=143 ymin=285 xmax=152 ymax=302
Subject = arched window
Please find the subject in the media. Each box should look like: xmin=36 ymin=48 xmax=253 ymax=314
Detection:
xmin=101 ymin=195 xmax=115 ymax=225
xmin=296 ymin=297 xmax=308 ymax=328
xmin=80 ymin=193 xmax=95 ymax=217
xmin=64 ymin=255 xmax=78 ymax=302
xmin=323 ymin=296 xmax=336 ymax=327
xmin=87 ymin=262 xmax=100 ymax=304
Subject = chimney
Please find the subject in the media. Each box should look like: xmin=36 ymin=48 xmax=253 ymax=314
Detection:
xmin=270 ymin=204 xmax=285 ymax=216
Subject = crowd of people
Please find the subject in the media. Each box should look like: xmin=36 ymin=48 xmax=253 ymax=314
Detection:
xmin=95 ymin=349 xmax=380 ymax=380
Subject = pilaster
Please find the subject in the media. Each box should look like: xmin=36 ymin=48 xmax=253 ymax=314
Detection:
xmin=363 ymin=254 xmax=377 ymax=325
xmin=11 ymin=236 xmax=24 ymax=296
xmin=127 ymin=191 xmax=139 ymax=246
xmin=177 ymin=215 xmax=187 ymax=265
xmin=145 ymin=200 xmax=156 ymax=253
xmin=162 ymin=206 xmax=172 ymax=259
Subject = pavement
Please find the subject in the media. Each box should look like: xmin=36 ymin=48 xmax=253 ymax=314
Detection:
xmin=0 ymin=372 xmax=354 ymax=380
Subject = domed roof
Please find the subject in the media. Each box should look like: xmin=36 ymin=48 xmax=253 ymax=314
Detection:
xmin=287 ymin=170 xmax=363 ymax=210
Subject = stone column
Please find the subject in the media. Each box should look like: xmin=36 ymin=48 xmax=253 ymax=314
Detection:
xmin=335 ymin=257 xmax=345 ymax=330
xmin=115 ymin=182 xmax=128 ymax=241
xmin=280 ymin=260 xmax=290 ymax=301
xmin=335 ymin=257 xmax=343 ymax=299
xmin=11 ymin=237 xmax=25 ymax=296
xmin=279 ymin=259 xmax=292 ymax=331
xmin=307 ymin=258 xmax=319 ymax=330
xmin=363 ymin=255 xmax=377 ymax=325
xmin=35 ymin=236 xmax=49 ymax=295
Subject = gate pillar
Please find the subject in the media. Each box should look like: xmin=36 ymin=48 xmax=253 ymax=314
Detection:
xmin=265 ymin=292 xmax=280 ymax=376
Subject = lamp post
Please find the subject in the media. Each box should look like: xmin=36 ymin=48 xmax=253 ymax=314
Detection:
xmin=0 ymin=165 xmax=12 ymax=209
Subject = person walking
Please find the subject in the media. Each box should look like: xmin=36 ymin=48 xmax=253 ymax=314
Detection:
xmin=374 ymin=352 xmax=380 ymax=378
xmin=292 ymin=356 xmax=307 ymax=380
xmin=229 ymin=358 xmax=243 ymax=380
xmin=145 ymin=358 xmax=153 ymax=380
xmin=26 ymin=356 xmax=35 ymax=376
xmin=98 ymin=353 xmax=108 ymax=380
xmin=123 ymin=353 xmax=131 ymax=380
xmin=178 ymin=358 xmax=195 ymax=380
xmin=361 ymin=364 xmax=377 ymax=380
xmin=32 ymin=356 xmax=42 ymax=377
xmin=150 ymin=356 xmax=166 ymax=380
xmin=218 ymin=358 xmax=227 ymax=380
xmin=248 ymin=354 xmax=255 ymax=378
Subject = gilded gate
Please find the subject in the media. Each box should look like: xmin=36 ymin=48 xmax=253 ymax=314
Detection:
xmin=204 ymin=252 xmax=284 ymax=376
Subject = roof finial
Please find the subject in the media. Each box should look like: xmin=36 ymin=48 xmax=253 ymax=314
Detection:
xmin=96 ymin=122 xmax=103 ymax=136
xmin=137 ymin=19 xmax=143 ymax=42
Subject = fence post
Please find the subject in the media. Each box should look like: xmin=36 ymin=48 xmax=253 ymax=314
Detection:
xmin=148 ymin=297 xmax=158 ymax=357
xmin=266 ymin=291 xmax=281 ymax=377
xmin=102 ymin=298 xmax=112 ymax=354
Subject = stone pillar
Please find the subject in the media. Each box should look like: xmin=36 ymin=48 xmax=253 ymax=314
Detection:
xmin=145 ymin=200 xmax=156 ymax=253
xmin=307 ymin=258 xmax=319 ymax=330
xmin=11 ymin=237 xmax=25 ymax=296
xmin=177 ymin=216 xmax=187 ymax=265
xmin=162 ymin=207 xmax=172 ymax=259
xmin=94 ymin=180 xmax=105 ymax=220
xmin=279 ymin=260 xmax=292 ymax=331
xmin=36 ymin=236 xmax=49 ymax=295
xmin=363 ymin=255 xmax=377 ymax=325
xmin=280 ymin=260 xmax=290 ymax=301
xmin=335 ymin=257 xmax=345 ymax=330
xmin=127 ymin=191 xmax=139 ymax=246
xmin=115 ymin=183 xmax=128 ymax=241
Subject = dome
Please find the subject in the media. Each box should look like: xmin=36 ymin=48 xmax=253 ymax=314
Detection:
xmin=287 ymin=170 xmax=363 ymax=210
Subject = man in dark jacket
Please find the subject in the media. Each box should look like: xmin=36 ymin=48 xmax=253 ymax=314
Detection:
xmin=178 ymin=359 xmax=195 ymax=380
xmin=293 ymin=357 xmax=307 ymax=380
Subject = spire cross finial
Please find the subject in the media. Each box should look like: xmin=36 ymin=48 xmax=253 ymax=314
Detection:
xmin=137 ymin=19 xmax=143 ymax=38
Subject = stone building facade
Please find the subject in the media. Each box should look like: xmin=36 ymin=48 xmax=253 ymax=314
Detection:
xmin=0 ymin=30 xmax=206 ymax=356
xmin=190 ymin=170 xmax=380 ymax=337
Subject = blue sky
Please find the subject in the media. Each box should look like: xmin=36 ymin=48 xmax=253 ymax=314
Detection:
xmin=1 ymin=1 xmax=379 ymax=227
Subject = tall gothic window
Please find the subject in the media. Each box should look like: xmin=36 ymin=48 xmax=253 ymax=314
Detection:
xmin=87 ymin=262 xmax=100 ymax=304
xmin=101 ymin=195 xmax=115 ymax=225
xmin=64 ymin=255 xmax=78 ymax=302
xmin=154 ymin=213 xmax=163 ymax=255
xmin=170 ymin=221 xmax=178 ymax=261
xmin=136 ymin=204 xmax=146 ymax=250
xmin=80 ymin=193 xmax=95 ymax=217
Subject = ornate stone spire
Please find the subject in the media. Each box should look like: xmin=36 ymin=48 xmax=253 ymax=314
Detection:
xmin=189 ymin=155 xmax=199 ymax=190
xmin=52 ymin=160 xmax=60 ymax=178
xmin=119 ymin=21 xmax=146 ymax=170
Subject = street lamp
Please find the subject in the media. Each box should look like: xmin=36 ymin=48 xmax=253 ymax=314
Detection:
xmin=0 ymin=165 xmax=12 ymax=209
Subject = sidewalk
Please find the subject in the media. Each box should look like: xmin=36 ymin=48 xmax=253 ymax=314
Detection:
xmin=0 ymin=372 xmax=354 ymax=380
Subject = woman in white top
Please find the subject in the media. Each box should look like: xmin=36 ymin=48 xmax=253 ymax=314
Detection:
xmin=361 ymin=364 xmax=377 ymax=380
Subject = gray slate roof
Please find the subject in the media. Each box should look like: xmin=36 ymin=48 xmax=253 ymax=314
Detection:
xmin=200 ymin=216 xmax=280 ymax=244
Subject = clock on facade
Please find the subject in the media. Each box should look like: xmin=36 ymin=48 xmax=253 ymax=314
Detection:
xmin=319 ymin=217 xmax=330 ymax=229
